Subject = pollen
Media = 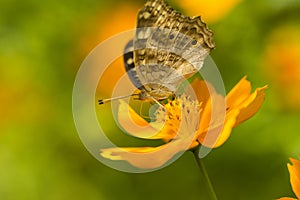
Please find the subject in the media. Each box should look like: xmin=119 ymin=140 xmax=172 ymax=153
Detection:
xmin=155 ymin=95 xmax=201 ymax=138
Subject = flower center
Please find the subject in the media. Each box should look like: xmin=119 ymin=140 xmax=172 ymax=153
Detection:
xmin=155 ymin=95 xmax=201 ymax=138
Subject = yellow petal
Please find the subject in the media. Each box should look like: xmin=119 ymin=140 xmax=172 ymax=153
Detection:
xmin=198 ymin=106 xmax=239 ymax=148
xmin=288 ymin=157 xmax=300 ymax=199
xmin=277 ymin=198 xmax=297 ymax=200
xmin=118 ymin=100 xmax=165 ymax=139
xmin=235 ymin=85 xmax=268 ymax=126
xmin=212 ymin=109 xmax=240 ymax=147
xmin=197 ymin=91 xmax=232 ymax=148
xmin=197 ymin=82 xmax=225 ymax=132
xmin=100 ymin=139 xmax=194 ymax=169
xmin=226 ymin=76 xmax=251 ymax=109
xmin=190 ymin=78 xmax=213 ymax=104
xmin=225 ymin=76 xmax=267 ymax=126
xmin=197 ymin=77 xmax=267 ymax=148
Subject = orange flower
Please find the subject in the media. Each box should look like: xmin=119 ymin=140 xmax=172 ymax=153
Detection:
xmin=100 ymin=77 xmax=267 ymax=169
xmin=79 ymin=3 xmax=141 ymax=97
xmin=171 ymin=0 xmax=242 ymax=23
xmin=262 ymin=24 xmax=300 ymax=111
xmin=279 ymin=156 xmax=300 ymax=200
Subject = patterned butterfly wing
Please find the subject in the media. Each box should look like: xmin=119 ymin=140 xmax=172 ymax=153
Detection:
xmin=123 ymin=40 xmax=143 ymax=90
xmin=127 ymin=0 xmax=214 ymax=100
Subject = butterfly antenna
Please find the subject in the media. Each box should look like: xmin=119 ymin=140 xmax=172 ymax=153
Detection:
xmin=98 ymin=94 xmax=138 ymax=105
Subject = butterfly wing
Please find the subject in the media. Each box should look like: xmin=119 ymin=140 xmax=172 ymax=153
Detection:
xmin=133 ymin=0 xmax=215 ymax=92
xmin=123 ymin=40 xmax=145 ymax=90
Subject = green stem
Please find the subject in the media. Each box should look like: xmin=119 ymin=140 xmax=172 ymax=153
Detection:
xmin=193 ymin=148 xmax=218 ymax=200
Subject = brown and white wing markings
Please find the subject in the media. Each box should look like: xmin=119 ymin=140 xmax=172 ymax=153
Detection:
xmin=132 ymin=0 xmax=215 ymax=99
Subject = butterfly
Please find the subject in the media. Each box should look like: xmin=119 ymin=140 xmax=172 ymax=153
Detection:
xmin=99 ymin=0 xmax=214 ymax=105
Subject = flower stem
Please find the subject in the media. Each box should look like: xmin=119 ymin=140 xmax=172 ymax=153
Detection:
xmin=193 ymin=148 xmax=218 ymax=200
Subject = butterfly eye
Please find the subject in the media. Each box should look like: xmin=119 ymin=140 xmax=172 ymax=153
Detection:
xmin=191 ymin=39 xmax=197 ymax=45
xmin=169 ymin=34 xmax=174 ymax=39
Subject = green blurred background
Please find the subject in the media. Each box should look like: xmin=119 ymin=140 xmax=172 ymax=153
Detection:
xmin=1 ymin=0 xmax=300 ymax=199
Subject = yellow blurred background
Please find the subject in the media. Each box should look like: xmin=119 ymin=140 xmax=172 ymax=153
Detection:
xmin=1 ymin=0 xmax=300 ymax=199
